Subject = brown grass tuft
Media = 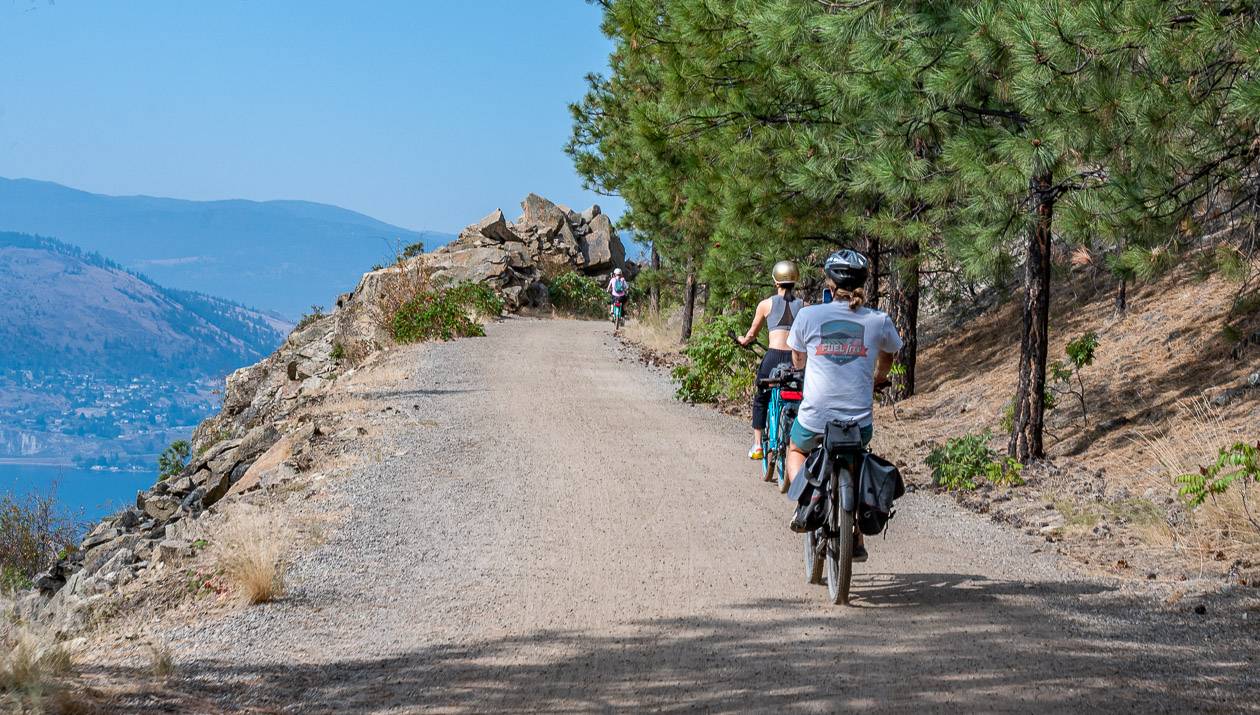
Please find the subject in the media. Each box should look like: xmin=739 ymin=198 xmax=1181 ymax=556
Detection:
xmin=0 ymin=627 xmax=74 ymax=711
xmin=212 ymin=509 xmax=292 ymax=605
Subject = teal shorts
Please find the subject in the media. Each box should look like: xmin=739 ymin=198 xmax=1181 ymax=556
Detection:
xmin=790 ymin=420 xmax=872 ymax=452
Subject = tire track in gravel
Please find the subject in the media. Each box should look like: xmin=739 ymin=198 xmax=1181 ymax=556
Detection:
xmin=164 ymin=317 xmax=1257 ymax=714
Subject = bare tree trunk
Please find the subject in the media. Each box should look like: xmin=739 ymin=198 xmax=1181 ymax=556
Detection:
xmin=887 ymin=243 xmax=920 ymax=399
xmin=1114 ymin=275 xmax=1127 ymax=314
xmin=1009 ymin=172 xmax=1055 ymax=462
xmin=680 ymin=264 xmax=697 ymax=343
xmin=865 ymin=235 xmax=881 ymax=309
xmin=649 ymin=244 xmax=661 ymax=316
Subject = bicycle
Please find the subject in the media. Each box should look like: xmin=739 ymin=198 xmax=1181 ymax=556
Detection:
xmin=610 ymin=296 xmax=625 ymax=334
xmin=800 ymin=379 xmax=892 ymax=605
xmin=756 ymin=364 xmax=803 ymax=493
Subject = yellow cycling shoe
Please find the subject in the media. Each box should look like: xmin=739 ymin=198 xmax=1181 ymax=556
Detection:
xmin=748 ymin=446 xmax=764 ymax=460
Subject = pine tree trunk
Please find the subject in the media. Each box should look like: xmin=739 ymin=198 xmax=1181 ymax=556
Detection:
xmin=680 ymin=265 xmax=697 ymax=343
xmin=1009 ymin=172 xmax=1055 ymax=462
xmin=649 ymin=244 xmax=661 ymax=315
xmin=1114 ymin=275 xmax=1126 ymax=314
xmin=865 ymin=235 xmax=881 ymax=309
xmin=888 ymin=243 xmax=920 ymax=399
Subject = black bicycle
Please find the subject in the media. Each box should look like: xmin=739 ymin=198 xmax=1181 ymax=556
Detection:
xmin=799 ymin=380 xmax=891 ymax=605
xmin=800 ymin=422 xmax=866 ymax=604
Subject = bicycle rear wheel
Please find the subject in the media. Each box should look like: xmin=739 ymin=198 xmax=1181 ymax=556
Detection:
xmin=776 ymin=407 xmax=792 ymax=493
xmin=761 ymin=395 xmax=778 ymax=482
xmin=825 ymin=467 xmax=855 ymax=605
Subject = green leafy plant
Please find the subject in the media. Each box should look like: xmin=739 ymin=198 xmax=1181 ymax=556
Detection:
xmin=329 ymin=342 xmax=345 ymax=361
xmin=1176 ymin=441 xmax=1260 ymax=510
xmin=1048 ymin=331 xmax=1099 ymax=425
xmin=391 ymin=282 xmax=503 ymax=344
xmin=546 ymin=271 xmax=609 ymax=318
xmin=157 ymin=440 xmax=191 ymax=482
xmin=399 ymin=242 xmax=425 ymax=260
xmin=295 ymin=305 xmax=326 ymax=331
xmin=926 ymin=433 xmax=1024 ymax=491
xmin=671 ymin=313 xmax=758 ymax=403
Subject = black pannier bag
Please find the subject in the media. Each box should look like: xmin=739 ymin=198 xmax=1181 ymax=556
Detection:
xmin=857 ymin=452 xmax=905 ymax=536
xmin=788 ymin=445 xmax=830 ymax=532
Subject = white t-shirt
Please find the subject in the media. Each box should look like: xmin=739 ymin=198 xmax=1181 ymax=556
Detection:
xmin=787 ymin=301 xmax=903 ymax=432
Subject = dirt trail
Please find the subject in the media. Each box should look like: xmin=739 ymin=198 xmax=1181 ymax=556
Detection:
xmin=147 ymin=318 xmax=1254 ymax=713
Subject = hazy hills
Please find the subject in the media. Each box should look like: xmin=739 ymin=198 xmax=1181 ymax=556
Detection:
xmin=0 ymin=232 xmax=288 ymax=377
xmin=0 ymin=177 xmax=453 ymax=317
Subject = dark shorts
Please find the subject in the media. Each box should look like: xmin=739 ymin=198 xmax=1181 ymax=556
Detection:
xmin=752 ymin=348 xmax=793 ymax=430
xmin=790 ymin=421 xmax=873 ymax=452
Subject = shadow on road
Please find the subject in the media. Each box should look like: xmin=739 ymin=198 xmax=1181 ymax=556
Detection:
xmin=85 ymin=572 xmax=1253 ymax=714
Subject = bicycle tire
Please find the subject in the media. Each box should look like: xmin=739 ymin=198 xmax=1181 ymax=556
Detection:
xmin=776 ymin=406 xmax=792 ymax=493
xmin=825 ymin=466 xmax=855 ymax=605
xmin=762 ymin=393 xmax=778 ymax=482
xmin=804 ymin=529 xmax=824 ymax=584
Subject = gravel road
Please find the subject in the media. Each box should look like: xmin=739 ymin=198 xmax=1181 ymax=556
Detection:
xmin=153 ymin=318 xmax=1255 ymax=713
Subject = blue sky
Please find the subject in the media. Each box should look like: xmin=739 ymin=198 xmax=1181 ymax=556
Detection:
xmin=0 ymin=1 xmax=623 ymax=233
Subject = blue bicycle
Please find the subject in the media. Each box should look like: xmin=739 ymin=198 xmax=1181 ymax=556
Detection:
xmin=757 ymin=364 xmax=804 ymax=493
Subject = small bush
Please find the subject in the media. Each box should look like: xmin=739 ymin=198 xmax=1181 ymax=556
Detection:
xmin=329 ymin=342 xmax=345 ymax=362
xmin=295 ymin=305 xmax=326 ymax=331
xmin=391 ymin=282 xmax=503 ymax=344
xmin=1177 ymin=441 xmax=1260 ymax=511
xmin=671 ymin=313 xmax=758 ymax=403
xmin=547 ymin=272 xmax=609 ymax=318
xmin=0 ymin=492 xmax=79 ymax=592
xmin=400 ymin=242 xmax=425 ymax=260
xmin=213 ymin=510 xmax=291 ymax=605
xmin=926 ymin=433 xmax=1024 ymax=491
xmin=157 ymin=440 xmax=190 ymax=482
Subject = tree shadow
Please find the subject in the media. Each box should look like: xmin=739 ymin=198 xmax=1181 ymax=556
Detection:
xmin=83 ymin=572 xmax=1254 ymax=714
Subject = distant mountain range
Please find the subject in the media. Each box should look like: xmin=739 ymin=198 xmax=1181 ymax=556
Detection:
xmin=0 ymin=232 xmax=288 ymax=377
xmin=0 ymin=177 xmax=454 ymax=318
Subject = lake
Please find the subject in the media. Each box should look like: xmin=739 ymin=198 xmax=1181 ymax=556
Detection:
xmin=0 ymin=463 xmax=154 ymax=522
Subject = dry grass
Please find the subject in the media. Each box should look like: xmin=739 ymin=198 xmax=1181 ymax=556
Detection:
xmin=1134 ymin=396 xmax=1260 ymax=565
xmin=373 ymin=258 xmax=433 ymax=334
xmin=211 ymin=508 xmax=293 ymax=605
xmin=147 ymin=642 xmax=174 ymax=680
xmin=0 ymin=627 xmax=74 ymax=713
xmin=621 ymin=305 xmax=695 ymax=357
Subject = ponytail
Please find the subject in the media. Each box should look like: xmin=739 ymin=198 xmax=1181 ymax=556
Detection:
xmin=827 ymin=280 xmax=865 ymax=310
xmin=779 ymin=282 xmax=796 ymax=303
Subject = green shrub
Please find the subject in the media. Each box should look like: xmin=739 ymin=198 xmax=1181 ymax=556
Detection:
xmin=295 ymin=305 xmax=326 ymax=331
xmin=1176 ymin=441 xmax=1260 ymax=508
xmin=400 ymin=242 xmax=425 ymax=260
xmin=391 ymin=282 xmax=503 ymax=343
xmin=547 ymin=272 xmax=609 ymax=318
xmin=0 ymin=490 xmax=80 ymax=592
xmin=330 ymin=342 xmax=345 ymax=361
xmin=671 ymin=313 xmax=758 ymax=403
xmin=157 ymin=440 xmax=191 ymax=482
xmin=926 ymin=433 xmax=1024 ymax=491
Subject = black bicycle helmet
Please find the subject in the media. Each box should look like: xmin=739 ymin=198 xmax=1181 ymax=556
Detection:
xmin=823 ymin=249 xmax=870 ymax=291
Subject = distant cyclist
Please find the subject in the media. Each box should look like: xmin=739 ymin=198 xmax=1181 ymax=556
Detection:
xmin=737 ymin=260 xmax=803 ymax=462
xmin=607 ymin=268 xmax=628 ymax=316
xmin=785 ymin=250 xmax=902 ymax=561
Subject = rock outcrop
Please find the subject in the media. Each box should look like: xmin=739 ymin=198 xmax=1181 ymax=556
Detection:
xmin=423 ymin=193 xmax=626 ymax=310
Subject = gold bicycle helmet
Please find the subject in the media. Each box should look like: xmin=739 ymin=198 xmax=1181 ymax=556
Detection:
xmin=772 ymin=260 xmax=799 ymax=284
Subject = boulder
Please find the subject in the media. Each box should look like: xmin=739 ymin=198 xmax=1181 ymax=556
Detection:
xmin=142 ymin=495 xmax=180 ymax=522
xmin=156 ymin=539 xmax=191 ymax=565
xmin=580 ymin=204 xmax=602 ymax=222
xmin=208 ymin=446 xmax=243 ymax=476
xmin=520 ymin=193 xmax=568 ymax=230
xmin=581 ymin=214 xmax=626 ymax=271
xmin=81 ymin=535 xmax=139 ymax=577
xmin=462 ymin=209 xmax=521 ymax=244
xmin=202 ymin=472 xmax=233 ymax=506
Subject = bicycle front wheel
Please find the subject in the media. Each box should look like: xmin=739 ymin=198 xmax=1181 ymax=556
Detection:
xmin=825 ymin=468 xmax=855 ymax=605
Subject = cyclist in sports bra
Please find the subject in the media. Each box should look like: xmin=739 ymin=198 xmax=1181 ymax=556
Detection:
xmin=737 ymin=260 xmax=804 ymax=461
